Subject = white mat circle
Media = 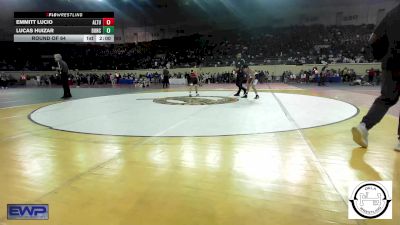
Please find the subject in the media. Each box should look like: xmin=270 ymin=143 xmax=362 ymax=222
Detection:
xmin=29 ymin=91 xmax=358 ymax=136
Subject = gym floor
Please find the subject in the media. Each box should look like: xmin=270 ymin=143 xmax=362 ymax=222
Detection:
xmin=0 ymin=83 xmax=399 ymax=225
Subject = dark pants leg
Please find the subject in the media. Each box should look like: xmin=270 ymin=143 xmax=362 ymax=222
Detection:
xmin=362 ymin=70 xmax=399 ymax=136
xmin=236 ymin=78 xmax=246 ymax=94
xmin=61 ymin=75 xmax=71 ymax=97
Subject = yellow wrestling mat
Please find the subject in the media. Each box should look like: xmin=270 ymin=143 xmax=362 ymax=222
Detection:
xmin=0 ymin=89 xmax=399 ymax=225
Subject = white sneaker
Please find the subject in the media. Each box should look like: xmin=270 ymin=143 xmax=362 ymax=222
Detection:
xmin=394 ymin=142 xmax=400 ymax=152
xmin=351 ymin=123 xmax=368 ymax=148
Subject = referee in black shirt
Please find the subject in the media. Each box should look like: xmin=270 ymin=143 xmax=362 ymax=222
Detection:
xmin=352 ymin=3 xmax=400 ymax=151
xmin=54 ymin=54 xmax=72 ymax=99
xmin=234 ymin=53 xmax=247 ymax=96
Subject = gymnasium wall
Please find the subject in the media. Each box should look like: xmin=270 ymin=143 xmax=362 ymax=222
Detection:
xmin=131 ymin=63 xmax=381 ymax=77
xmin=3 ymin=63 xmax=381 ymax=79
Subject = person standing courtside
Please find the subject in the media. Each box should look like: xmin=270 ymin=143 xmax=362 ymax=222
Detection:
xmin=319 ymin=63 xmax=328 ymax=86
xmin=163 ymin=67 xmax=170 ymax=88
xmin=53 ymin=54 xmax=72 ymax=99
xmin=352 ymin=3 xmax=400 ymax=151
xmin=234 ymin=53 xmax=247 ymax=96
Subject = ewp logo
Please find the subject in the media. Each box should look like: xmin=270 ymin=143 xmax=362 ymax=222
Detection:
xmin=7 ymin=204 xmax=49 ymax=220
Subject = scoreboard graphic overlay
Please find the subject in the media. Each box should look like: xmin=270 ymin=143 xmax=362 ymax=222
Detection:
xmin=14 ymin=12 xmax=114 ymax=43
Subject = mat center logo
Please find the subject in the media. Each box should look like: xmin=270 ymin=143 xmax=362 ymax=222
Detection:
xmin=153 ymin=96 xmax=239 ymax=105
xmin=348 ymin=181 xmax=392 ymax=219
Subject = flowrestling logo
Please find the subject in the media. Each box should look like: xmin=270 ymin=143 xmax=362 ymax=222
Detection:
xmin=7 ymin=204 xmax=49 ymax=220
xmin=348 ymin=181 xmax=392 ymax=219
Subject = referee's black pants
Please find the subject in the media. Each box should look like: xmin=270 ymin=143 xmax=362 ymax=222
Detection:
xmin=236 ymin=77 xmax=247 ymax=94
xmin=61 ymin=74 xmax=72 ymax=98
